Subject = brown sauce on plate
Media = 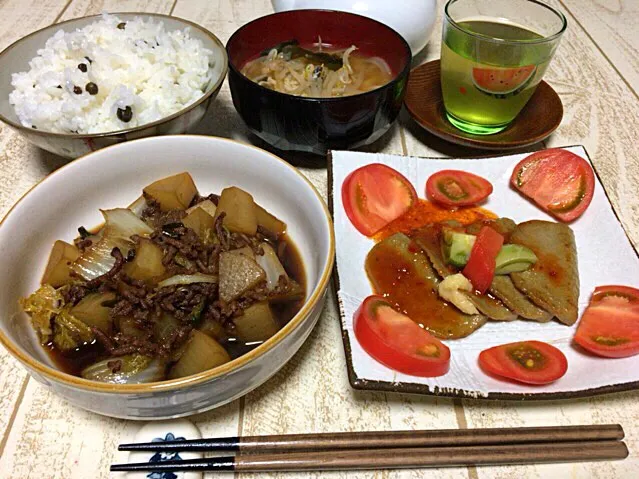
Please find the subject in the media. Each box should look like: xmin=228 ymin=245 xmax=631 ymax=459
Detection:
xmin=365 ymin=234 xmax=486 ymax=339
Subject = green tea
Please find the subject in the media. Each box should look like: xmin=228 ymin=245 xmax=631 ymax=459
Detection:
xmin=441 ymin=20 xmax=555 ymax=134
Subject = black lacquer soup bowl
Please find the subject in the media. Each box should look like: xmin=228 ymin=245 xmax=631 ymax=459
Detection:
xmin=226 ymin=9 xmax=411 ymax=155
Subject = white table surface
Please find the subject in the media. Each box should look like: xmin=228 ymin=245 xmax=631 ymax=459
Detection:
xmin=1 ymin=1 xmax=638 ymax=478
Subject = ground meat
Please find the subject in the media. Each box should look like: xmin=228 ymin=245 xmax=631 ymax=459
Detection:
xmin=215 ymin=212 xmax=230 ymax=250
xmin=74 ymin=238 xmax=93 ymax=251
xmin=116 ymin=279 xmax=147 ymax=304
xmin=102 ymin=315 xmax=158 ymax=357
xmin=111 ymin=299 xmax=134 ymax=317
xmin=210 ymin=211 xmax=268 ymax=254
xmin=110 ymin=336 xmax=158 ymax=357
xmin=154 ymin=225 xmax=201 ymax=259
xmin=200 ymin=281 xmax=269 ymax=325
xmin=150 ymin=221 xmax=221 ymax=276
xmin=91 ymin=326 xmax=116 ymax=351
xmin=157 ymin=324 xmax=193 ymax=357
xmin=109 ymin=276 xmax=155 ymax=320
xmin=63 ymin=284 xmax=88 ymax=305
xmin=141 ymin=196 xmax=186 ymax=227
xmin=156 ymin=283 xmax=218 ymax=321
xmin=272 ymin=274 xmax=299 ymax=296
xmin=107 ymin=359 xmax=122 ymax=373
xmin=191 ymin=193 xmax=219 ymax=206
xmin=162 ymin=245 xmax=178 ymax=266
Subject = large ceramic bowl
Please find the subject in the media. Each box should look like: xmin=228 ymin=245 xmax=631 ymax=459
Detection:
xmin=226 ymin=9 xmax=411 ymax=155
xmin=0 ymin=135 xmax=334 ymax=419
xmin=0 ymin=14 xmax=228 ymax=159
xmin=272 ymin=0 xmax=438 ymax=56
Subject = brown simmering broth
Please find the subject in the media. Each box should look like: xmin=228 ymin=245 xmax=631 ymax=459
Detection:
xmin=47 ymin=235 xmax=305 ymax=377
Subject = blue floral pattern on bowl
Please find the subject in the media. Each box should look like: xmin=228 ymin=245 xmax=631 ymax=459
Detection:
xmin=146 ymin=432 xmax=185 ymax=479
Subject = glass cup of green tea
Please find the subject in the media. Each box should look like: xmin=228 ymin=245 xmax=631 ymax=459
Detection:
xmin=440 ymin=0 xmax=567 ymax=135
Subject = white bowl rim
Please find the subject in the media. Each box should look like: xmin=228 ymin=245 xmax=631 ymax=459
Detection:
xmin=0 ymin=12 xmax=229 ymax=139
xmin=0 ymin=135 xmax=335 ymax=394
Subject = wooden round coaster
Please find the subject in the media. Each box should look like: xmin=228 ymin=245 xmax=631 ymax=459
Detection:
xmin=404 ymin=60 xmax=563 ymax=150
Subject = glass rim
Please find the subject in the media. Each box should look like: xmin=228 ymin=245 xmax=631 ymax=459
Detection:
xmin=444 ymin=0 xmax=568 ymax=45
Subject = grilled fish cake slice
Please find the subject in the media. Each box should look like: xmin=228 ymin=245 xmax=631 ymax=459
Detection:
xmin=490 ymin=275 xmax=553 ymax=322
xmin=465 ymin=217 xmax=517 ymax=237
xmin=509 ymin=220 xmax=579 ymax=325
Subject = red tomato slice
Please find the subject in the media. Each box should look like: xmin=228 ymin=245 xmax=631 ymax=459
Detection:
xmin=354 ymin=295 xmax=450 ymax=377
xmin=479 ymin=340 xmax=568 ymax=385
xmin=462 ymin=226 xmax=504 ymax=294
xmin=574 ymin=285 xmax=639 ymax=358
xmin=342 ymin=164 xmax=417 ymax=237
xmin=510 ymin=148 xmax=595 ymax=222
xmin=426 ymin=170 xmax=493 ymax=207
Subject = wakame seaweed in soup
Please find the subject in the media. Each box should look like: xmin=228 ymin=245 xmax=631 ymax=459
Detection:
xmin=20 ymin=173 xmax=305 ymax=383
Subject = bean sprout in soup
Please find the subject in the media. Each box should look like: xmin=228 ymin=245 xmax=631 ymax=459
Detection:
xmin=241 ymin=40 xmax=393 ymax=98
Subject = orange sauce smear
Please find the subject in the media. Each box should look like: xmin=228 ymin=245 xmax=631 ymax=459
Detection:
xmin=374 ymin=199 xmax=497 ymax=242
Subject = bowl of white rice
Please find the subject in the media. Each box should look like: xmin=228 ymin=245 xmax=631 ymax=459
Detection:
xmin=0 ymin=13 xmax=227 ymax=158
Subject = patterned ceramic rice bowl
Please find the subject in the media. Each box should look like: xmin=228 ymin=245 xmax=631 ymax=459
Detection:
xmin=0 ymin=13 xmax=227 ymax=159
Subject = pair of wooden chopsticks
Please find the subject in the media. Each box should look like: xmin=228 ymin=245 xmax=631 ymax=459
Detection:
xmin=111 ymin=424 xmax=628 ymax=473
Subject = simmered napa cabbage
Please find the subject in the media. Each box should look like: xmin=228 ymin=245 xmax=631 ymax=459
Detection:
xmin=72 ymin=208 xmax=153 ymax=280
xmin=19 ymin=284 xmax=63 ymax=344
xmin=81 ymin=355 xmax=165 ymax=384
xmin=52 ymin=308 xmax=95 ymax=352
xmin=70 ymin=291 xmax=117 ymax=334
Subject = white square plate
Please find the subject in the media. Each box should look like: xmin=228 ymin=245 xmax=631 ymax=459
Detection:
xmin=329 ymin=146 xmax=639 ymax=400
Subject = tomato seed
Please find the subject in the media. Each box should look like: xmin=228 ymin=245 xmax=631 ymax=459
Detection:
xmin=509 ymin=345 xmax=545 ymax=370
xmin=438 ymin=179 xmax=467 ymax=201
xmin=416 ymin=344 xmax=440 ymax=358
xmin=593 ymin=336 xmax=630 ymax=346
